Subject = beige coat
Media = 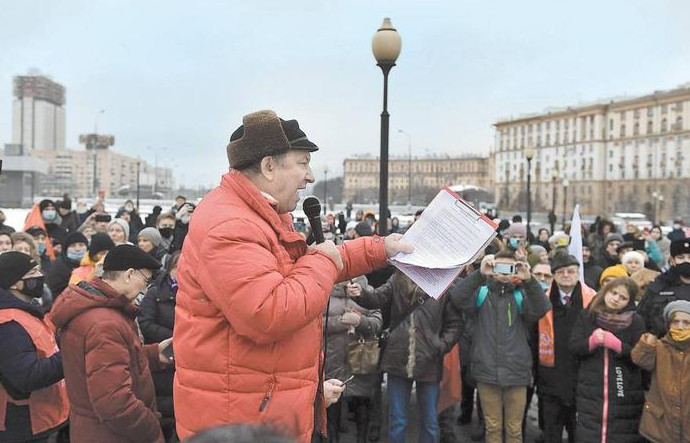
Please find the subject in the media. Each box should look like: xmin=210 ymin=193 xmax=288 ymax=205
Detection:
xmin=631 ymin=333 xmax=690 ymax=442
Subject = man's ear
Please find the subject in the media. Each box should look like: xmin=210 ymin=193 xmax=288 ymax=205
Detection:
xmin=260 ymin=156 xmax=276 ymax=181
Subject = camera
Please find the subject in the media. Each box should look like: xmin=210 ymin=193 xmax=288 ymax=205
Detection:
xmin=95 ymin=214 xmax=112 ymax=223
xmin=493 ymin=262 xmax=516 ymax=275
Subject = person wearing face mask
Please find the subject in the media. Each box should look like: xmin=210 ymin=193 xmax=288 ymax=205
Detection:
xmin=26 ymin=226 xmax=53 ymax=273
xmin=637 ymin=238 xmax=690 ymax=337
xmin=448 ymin=249 xmax=550 ymax=443
xmin=0 ymin=252 xmax=69 ymax=442
xmin=69 ymin=233 xmax=116 ymax=286
xmin=50 ymin=244 xmax=172 ymax=443
xmin=156 ymin=213 xmax=177 ymax=252
xmin=668 ymin=219 xmax=686 ymax=241
xmin=45 ymin=232 xmax=89 ymax=300
xmin=168 ymin=203 xmax=194 ymax=254
xmin=537 ymin=253 xmax=597 ymax=443
xmin=569 ymin=278 xmax=646 ymax=442
xmin=632 ymin=300 xmax=690 ymax=442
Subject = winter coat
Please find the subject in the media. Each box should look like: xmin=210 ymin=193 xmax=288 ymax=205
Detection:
xmin=69 ymin=254 xmax=97 ymax=286
xmin=538 ymin=282 xmax=594 ymax=404
xmin=631 ymin=333 xmax=690 ymax=443
xmin=138 ymin=273 xmax=176 ymax=419
xmin=168 ymin=221 xmax=188 ymax=254
xmin=569 ymin=308 xmax=646 ymax=442
xmin=173 ymin=171 xmax=388 ymax=443
xmin=59 ymin=211 xmax=80 ymax=234
xmin=584 ymin=260 xmax=603 ymax=290
xmin=0 ymin=289 xmax=68 ymax=442
xmin=448 ymin=270 xmax=550 ymax=387
xmin=51 ymin=278 xmax=165 ymax=443
xmin=355 ymin=271 xmax=462 ymax=383
xmin=45 ymin=255 xmax=80 ymax=300
xmin=596 ymin=251 xmax=621 ymax=270
xmin=324 ymin=276 xmax=382 ymax=399
xmin=637 ymin=268 xmax=690 ymax=337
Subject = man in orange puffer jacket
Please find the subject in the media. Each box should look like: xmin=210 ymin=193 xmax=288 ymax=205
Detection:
xmin=174 ymin=110 xmax=412 ymax=443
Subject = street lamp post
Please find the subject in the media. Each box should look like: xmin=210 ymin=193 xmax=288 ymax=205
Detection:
xmin=550 ymin=169 xmax=558 ymax=234
xmin=658 ymin=195 xmax=665 ymax=223
xmin=136 ymin=160 xmax=141 ymax=211
xmin=652 ymin=191 xmax=658 ymax=225
xmin=323 ymin=166 xmax=329 ymax=215
xmin=525 ymin=148 xmax=535 ymax=241
xmin=398 ymin=129 xmax=412 ymax=205
xmin=372 ymin=17 xmax=402 ymax=236
xmin=562 ymin=179 xmax=570 ymax=228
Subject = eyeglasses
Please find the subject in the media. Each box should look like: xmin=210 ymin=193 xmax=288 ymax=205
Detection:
xmin=533 ymin=272 xmax=553 ymax=279
xmin=134 ymin=269 xmax=152 ymax=286
xmin=555 ymin=268 xmax=578 ymax=276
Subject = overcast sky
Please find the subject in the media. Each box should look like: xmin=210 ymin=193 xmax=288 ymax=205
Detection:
xmin=1 ymin=0 xmax=688 ymax=189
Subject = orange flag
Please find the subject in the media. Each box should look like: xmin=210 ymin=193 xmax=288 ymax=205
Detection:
xmin=24 ymin=204 xmax=56 ymax=261
xmin=437 ymin=344 xmax=462 ymax=413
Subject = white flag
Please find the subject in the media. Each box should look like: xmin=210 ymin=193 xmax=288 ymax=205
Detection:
xmin=567 ymin=204 xmax=585 ymax=284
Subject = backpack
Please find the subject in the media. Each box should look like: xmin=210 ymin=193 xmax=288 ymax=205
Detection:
xmin=476 ymin=285 xmax=523 ymax=326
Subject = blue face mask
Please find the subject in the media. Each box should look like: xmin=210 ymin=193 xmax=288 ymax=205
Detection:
xmin=42 ymin=209 xmax=57 ymax=221
xmin=37 ymin=243 xmax=46 ymax=255
xmin=540 ymin=281 xmax=550 ymax=290
xmin=508 ymin=238 xmax=521 ymax=250
xmin=66 ymin=250 xmax=85 ymax=262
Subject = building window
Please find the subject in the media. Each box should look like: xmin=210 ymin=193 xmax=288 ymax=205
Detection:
xmin=609 ymin=118 xmax=614 ymax=130
xmin=675 ymin=101 xmax=684 ymax=112
xmin=647 ymin=107 xmax=654 ymax=117
xmin=647 ymin=120 xmax=653 ymax=134
xmin=633 ymin=122 xmax=640 ymax=136
xmin=620 ymin=124 xmax=626 ymax=138
xmin=675 ymin=116 xmax=683 ymax=131
xmin=661 ymin=104 xmax=668 ymax=114
xmin=661 ymin=118 xmax=668 ymax=133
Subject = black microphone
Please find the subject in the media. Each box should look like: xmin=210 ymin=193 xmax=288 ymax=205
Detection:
xmin=303 ymin=197 xmax=325 ymax=244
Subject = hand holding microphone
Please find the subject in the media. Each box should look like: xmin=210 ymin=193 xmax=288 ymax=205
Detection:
xmin=304 ymin=197 xmax=343 ymax=271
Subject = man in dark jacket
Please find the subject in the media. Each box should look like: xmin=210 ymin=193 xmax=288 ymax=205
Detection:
xmin=595 ymin=233 xmax=623 ymax=269
xmin=56 ymin=198 xmax=80 ymax=234
xmin=352 ymin=271 xmax=461 ymax=443
xmin=582 ymin=240 xmax=603 ymax=290
xmin=45 ymin=232 xmax=88 ymax=298
xmin=637 ymin=238 xmax=690 ymax=337
xmin=0 ymin=252 xmax=68 ymax=442
xmin=449 ymin=249 xmax=550 ymax=443
xmin=51 ymin=245 xmax=172 ymax=443
xmin=537 ymin=254 xmax=596 ymax=443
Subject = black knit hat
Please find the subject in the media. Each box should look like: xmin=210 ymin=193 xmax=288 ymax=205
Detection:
xmin=670 ymin=238 xmax=690 ymax=258
xmin=103 ymin=244 xmax=162 ymax=271
xmin=551 ymin=253 xmax=580 ymax=272
xmin=0 ymin=251 xmax=38 ymax=289
xmin=227 ymin=110 xmax=318 ymax=170
xmin=355 ymin=222 xmax=373 ymax=237
xmin=89 ymin=233 xmax=115 ymax=257
xmin=64 ymin=232 xmax=88 ymax=249
xmin=26 ymin=226 xmax=47 ymax=237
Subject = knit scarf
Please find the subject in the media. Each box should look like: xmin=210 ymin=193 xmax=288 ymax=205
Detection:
xmin=596 ymin=311 xmax=634 ymax=332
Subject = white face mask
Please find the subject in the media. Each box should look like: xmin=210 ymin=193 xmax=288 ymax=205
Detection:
xmin=674 ymin=224 xmax=682 ymax=230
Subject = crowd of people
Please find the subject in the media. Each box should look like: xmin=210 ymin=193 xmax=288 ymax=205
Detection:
xmin=1 ymin=108 xmax=690 ymax=443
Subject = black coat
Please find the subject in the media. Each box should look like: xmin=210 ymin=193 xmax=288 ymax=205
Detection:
xmin=538 ymin=282 xmax=589 ymax=405
xmin=168 ymin=221 xmax=189 ymax=254
xmin=569 ymin=309 xmax=646 ymax=442
xmin=138 ymin=274 xmax=176 ymax=419
xmin=584 ymin=261 xmax=603 ymax=290
xmin=637 ymin=268 xmax=690 ymax=337
xmin=354 ymin=271 xmax=462 ymax=383
xmin=0 ymin=289 xmax=65 ymax=442
xmin=45 ymin=255 xmax=81 ymax=299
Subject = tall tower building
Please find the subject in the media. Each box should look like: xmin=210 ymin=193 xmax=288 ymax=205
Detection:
xmin=12 ymin=72 xmax=66 ymax=152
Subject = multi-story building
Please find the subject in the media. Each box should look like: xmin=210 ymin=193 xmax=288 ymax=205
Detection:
xmin=494 ymin=83 xmax=690 ymax=221
xmin=12 ymin=73 xmax=66 ymax=152
xmin=342 ymin=155 xmax=492 ymax=205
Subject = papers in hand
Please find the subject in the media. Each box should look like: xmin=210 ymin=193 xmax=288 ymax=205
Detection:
xmin=390 ymin=188 xmax=498 ymax=299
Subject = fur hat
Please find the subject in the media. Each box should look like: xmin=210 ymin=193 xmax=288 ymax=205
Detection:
xmin=64 ymin=232 xmax=88 ymax=249
xmin=621 ymin=251 xmax=645 ymax=266
xmin=227 ymin=110 xmax=318 ymax=170
xmin=670 ymin=238 xmax=690 ymax=258
xmin=551 ymin=253 xmax=580 ymax=272
xmin=103 ymin=244 xmax=162 ymax=272
xmin=138 ymin=227 xmax=162 ymax=247
xmin=0 ymin=251 xmax=38 ymax=289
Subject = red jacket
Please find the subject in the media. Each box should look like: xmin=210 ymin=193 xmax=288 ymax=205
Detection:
xmin=174 ymin=171 xmax=388 ymax=442
xmin=51 ymin=279 xmax=165 ymax=443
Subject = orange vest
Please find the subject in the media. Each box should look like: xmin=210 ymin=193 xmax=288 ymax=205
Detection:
xmin=0 ymin=308 xmax=69 ymax=435
xmin=538 ymin=284 xmax=597 ymax=367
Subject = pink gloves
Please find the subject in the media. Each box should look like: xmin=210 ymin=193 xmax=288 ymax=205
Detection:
xmin=588 ymin=328 xmax=622 ymax=354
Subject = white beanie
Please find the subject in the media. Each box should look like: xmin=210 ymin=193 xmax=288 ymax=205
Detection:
xmin=621 ymin=250 xmax=645 ymax=266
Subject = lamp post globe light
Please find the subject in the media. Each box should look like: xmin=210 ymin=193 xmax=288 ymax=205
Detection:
xmin=562 ymin=178 xmax=570 ymax=228
xmin=524 ymin=147 xmax=535 ymax=241
xmin=372 ymin=17 xmax=402 ymax=235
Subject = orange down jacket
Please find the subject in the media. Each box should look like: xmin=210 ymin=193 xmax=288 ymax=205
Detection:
xmin=173 ymin=171 xmax=388 ymax=442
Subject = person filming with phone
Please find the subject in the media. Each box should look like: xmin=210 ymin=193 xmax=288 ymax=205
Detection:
xmin=448 ymin=248 xmax=550 ymax=443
